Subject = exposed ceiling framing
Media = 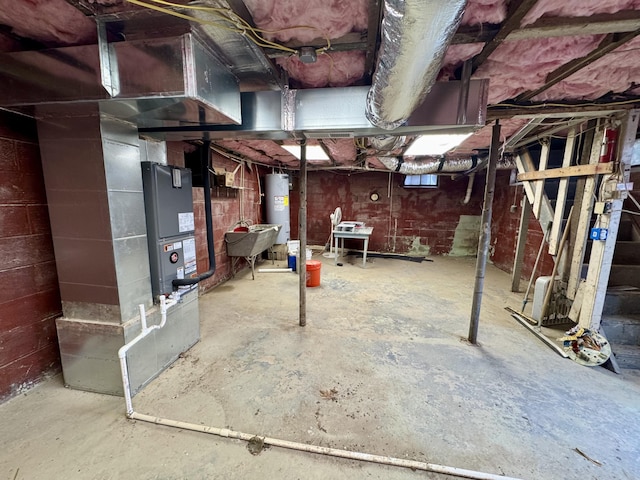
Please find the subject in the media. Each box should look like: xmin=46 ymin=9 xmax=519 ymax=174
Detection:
xmin=0 ymin=0 xmax=639 ymax=169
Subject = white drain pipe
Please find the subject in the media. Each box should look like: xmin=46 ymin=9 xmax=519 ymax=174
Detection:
xmin=118 ymin=298 xmax=523 ymax=480
xmin=118 ymin=295 xmax=177 ymax=416
xmin=128 ymin=412 xmax=521 ymax=480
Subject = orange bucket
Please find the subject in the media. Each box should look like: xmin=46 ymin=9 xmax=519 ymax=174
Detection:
xmin=305 ymin=260 xmax=322 ymax=287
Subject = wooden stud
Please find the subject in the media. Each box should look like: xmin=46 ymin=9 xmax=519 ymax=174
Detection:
xmin=549 ymin=128 xmax=576 ymax=255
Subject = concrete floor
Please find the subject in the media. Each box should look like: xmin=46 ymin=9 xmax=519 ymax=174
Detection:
xmin=2 ymin=255 xmax=639 ymax=480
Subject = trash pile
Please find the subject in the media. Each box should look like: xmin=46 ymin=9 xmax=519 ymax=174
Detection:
xmin=559 ymin=325 xmax=611 ymax=366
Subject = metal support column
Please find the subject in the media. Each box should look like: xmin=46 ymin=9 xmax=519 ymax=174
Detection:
xmin=469 ymin=120 xmax=501 ymax=344
xmin=299 ymin=139 xmax=307 ymax=327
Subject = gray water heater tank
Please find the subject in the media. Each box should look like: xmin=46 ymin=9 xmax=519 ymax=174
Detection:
xmin=265 ymin=173 xmax=290 ymax=244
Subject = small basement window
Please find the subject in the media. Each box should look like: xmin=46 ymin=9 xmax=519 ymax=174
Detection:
xmin=404 ymin=174 xmax=438 ymax=188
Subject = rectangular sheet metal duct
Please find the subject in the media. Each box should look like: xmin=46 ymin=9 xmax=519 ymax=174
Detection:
xmin=0 ymin=34 xmax=241 ymax=127
xmin=143 ymin=80 xmax=489 ymax=141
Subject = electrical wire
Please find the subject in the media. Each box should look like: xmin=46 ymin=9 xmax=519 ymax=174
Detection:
xmin=125 ymin=0 xmax=331 ymax=55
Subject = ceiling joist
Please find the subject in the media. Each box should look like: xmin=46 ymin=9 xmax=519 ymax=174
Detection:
xmin=471 ymin=0 xmax=539 ymax=73
xmin=517 ymin=28 xmax=640 ymax=101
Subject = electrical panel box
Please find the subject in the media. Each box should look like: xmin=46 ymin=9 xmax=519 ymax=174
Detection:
xmin=142 ymin=162 xmax=197 ymax=298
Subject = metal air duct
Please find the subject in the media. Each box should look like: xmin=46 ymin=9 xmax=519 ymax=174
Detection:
xmin=366 ymin=0 xmax=467 ymax=130
xmin=0 ymin=34 xmax=241 ymax=128
xmin=378 ymin=155 xmax=515 ymax=175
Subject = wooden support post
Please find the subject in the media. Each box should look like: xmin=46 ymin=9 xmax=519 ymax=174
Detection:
xmin=567 ymin=122 xmax=605 ymax=300
xmin=469 ymin=120 xmax=500 ymax=344
xmin=580 ymin=110 xmax=639 ymax=330
xmin=549 ymin=128 xmax=576 ymax=255
xmin=299 ymin=139 xmax=307 ymax=327
xmin=566 ymin=120 xmax=598 ymax=299
xmin=515 ymin=151 xmax=554 ymax=229
xmin=511 ymin=195 xmax=531 ymax=292
xmin=533 ymin=139 xmax=550 ymax=218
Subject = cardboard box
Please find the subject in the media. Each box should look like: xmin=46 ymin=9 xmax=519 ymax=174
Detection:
xmin=213 ymin=167 xmax=234 ymax=187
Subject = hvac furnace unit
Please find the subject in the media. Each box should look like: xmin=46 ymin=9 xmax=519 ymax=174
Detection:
xmin=142 ymin=162 xmax=197 ymax=298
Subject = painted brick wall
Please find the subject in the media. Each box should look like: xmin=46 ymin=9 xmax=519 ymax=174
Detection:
xmin=490 ymin=170 xmax=555 ymax=282
xmin=167 ymin=147 xmax=266 ymax=293
xmin=0 ymin=111 xmax=62 ymax=401
xmin=290 ymin=170 xmax=486 ymax=255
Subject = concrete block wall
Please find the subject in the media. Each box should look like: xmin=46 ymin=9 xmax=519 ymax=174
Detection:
xmin=0 ymin=111 xmax=62 ymax=401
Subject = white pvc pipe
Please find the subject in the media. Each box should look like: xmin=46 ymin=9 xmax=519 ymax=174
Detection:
xmin=463 ymin=172 xmax=476 ymax=204
xmin=129 ymin=412 xmax=522 ymax=480
xmin=118 ymin=298 xmax=523 ymax=480
xmin=258 ymin=268 xmax=293 ymax=273
xmin=118 ymin=295 xmax=177 ymax=416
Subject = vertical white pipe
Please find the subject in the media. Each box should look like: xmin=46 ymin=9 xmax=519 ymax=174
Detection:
xmin=118 ymin=295 xmax=175 ymax=416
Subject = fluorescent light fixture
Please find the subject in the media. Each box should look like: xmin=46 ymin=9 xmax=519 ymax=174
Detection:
xmin=404 ymin=133 xmax=473 ymax=156
xmin=282 ymin=145 xmax=330 ymax=161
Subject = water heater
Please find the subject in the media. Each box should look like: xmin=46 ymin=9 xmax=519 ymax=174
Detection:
xmin=265 ymin=173 xmax=290 ymax=244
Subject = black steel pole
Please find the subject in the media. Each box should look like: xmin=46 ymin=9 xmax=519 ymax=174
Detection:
xmin=468 ymin=120 xmax=501 ymax=344
xmin=299 ymin=139 xmax=307 ymax=327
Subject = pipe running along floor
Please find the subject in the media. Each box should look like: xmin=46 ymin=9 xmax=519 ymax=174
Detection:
xmin=1 ymin=255 xmax=639 ymax=479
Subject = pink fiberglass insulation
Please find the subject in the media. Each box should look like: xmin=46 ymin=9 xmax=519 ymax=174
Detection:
xmin=243 ymin=0 xmax=368 ymax=43
xmin=521 ymin=0 xmax=640 ymax=26
xmin=277 ymin=51 xmax=366 ymax=88
xmin=438 ymin=43 xmax=485 ymax=80
xmin=534 ymin=36 xmax=640 ymax=101
xmin=473 ymin=35 xmax=605 ymax=104
xmin=461 ymin=0 xmax=507 ymax=26
xmin=0 ymin=0 xmax=96 ymax=45
xmin=216 ymin=140 xmax=299 ymax=168
xmin=321 ymin=139 xmax=357 ymax=165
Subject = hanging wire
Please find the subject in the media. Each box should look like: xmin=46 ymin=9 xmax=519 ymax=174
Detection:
xmin=125 ymin=0 xmax=331 ymax=55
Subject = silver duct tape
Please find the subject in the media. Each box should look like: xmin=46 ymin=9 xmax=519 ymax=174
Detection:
xmin=366 ymin=0 xmax=467 ymax=130
xmin=282 ymin=87 xmax=296 ymax=132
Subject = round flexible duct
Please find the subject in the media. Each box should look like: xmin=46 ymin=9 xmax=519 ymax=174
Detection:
xmin=378 ymin=155 xmax=515 ymax=175
xmin=366 ymin=0 xmax=467 ymax=130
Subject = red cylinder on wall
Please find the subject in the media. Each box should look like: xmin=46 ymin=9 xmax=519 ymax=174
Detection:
xmin=600 ymin=128 xmax=618 ymax=163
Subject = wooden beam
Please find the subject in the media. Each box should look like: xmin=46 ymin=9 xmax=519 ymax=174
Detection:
xmin=517 ymin=162 xmax=615 ymax=181
xmin=580 ymin=110 xmax=640 ymax=330
xmin=265 ymin=32 xmax=367 ymax=58
xmin=567 ymin=120 xmax=598 ymax=299
xmin=364 ymin=0 xmax=383 ymax=81
xmin=515 ymin=151 xmax=555 ymax=229
xmin=511 ymin=197 xmax=531 ymax=292
xmin=517 ymin=29 xmax=640 ymax=101
xmin=548 ymin=128 xmax=576 ymax=255
xmin=508 ymin=10 xmax=640 ymax=40
xmin=533 ymin=140 xmax=550 ymax=219
xmin=471 ymin=0 xmax=539 ymax=72
xmin=452 ymin=11 xmax=640 ymax=44
xmin=487 ymin=100 xmax=640 ymax=121
xmin=451 ymin=24 xmax=499 ymax=45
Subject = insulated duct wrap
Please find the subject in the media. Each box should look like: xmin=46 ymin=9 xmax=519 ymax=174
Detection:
xmin=369 ymin=135 xmax=406 ymax=151
xmin=378 ymin=156 xmax=515 ymax=175
xmin=366 ymin=0 xmax=467 ymax=130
